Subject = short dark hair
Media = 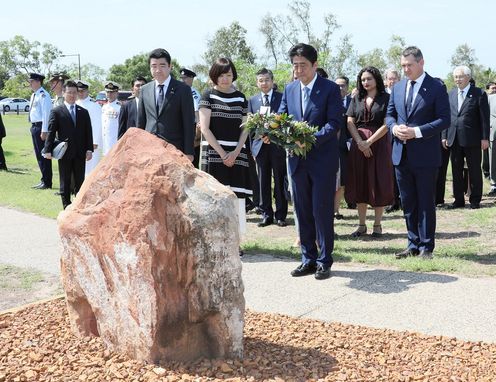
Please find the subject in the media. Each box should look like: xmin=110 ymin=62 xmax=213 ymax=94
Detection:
xmin=63 ymin=80 xmax=78 ymax=91
xmin=335 ymin=75 xmax=349 ymax=85
xmin=486 ymin=81 xmax=496 ymax=89
xmin=209 ymin=57 xmax=237 ymax=85
xmin=288 ymin=43 xmax=318 ymax=64
xmin=256 ymin=68 xmax=274 ymax=80
xmin=316 ymin=68 xmax=328 ymax=79
xmin=132 ymin=76 xmax=147 ymax=87
xmin=148 ymin=48 xmax=171 ymax=65
xmin=356 ymin=66 xmax=386 ymax=100
xmin=402 ymin=46 xmax=423 ymax=62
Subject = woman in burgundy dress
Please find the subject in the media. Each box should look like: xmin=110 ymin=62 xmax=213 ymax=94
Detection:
xmin=345 ymin=66 xmax=394 ymax=238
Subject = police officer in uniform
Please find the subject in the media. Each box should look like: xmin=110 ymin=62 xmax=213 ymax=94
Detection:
xmin=76 ymin=80 xmax=102 ymax=176
xmin=28 ymin=73 xmax=53 ymax=189
xmin=49 ymin=72 xmax=69 ymax=107
xmin=179 ymin=68 xmax=201 ymax=167
xmin=101 ymin=81 xmax=121 ymax=155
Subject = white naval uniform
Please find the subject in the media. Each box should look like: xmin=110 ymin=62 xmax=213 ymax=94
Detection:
xmin=101 ymin=100 xmax=120 ymax=156
xmin=191 ymin=87 xmax=201 ymax=112
xmin=77 ymin=97 xmax=103 ymax=175
xmin=29 ymin=87 xmax=52 ymax=133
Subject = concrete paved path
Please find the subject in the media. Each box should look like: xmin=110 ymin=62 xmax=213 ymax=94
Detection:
xmin=1 ymin=206 xmax=495 ymax=343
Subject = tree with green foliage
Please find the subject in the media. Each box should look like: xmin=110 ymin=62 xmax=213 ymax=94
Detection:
xmin=258 ymin=0 xmax=357 ymax=80
xmin=357 ymin=35 xmax=406 ymax=82
xmin=0 ymin=35 xmax=60 ymax=76
xmin=202 ymin=21 xmax=256 ymax=67
xmin=447 ymin=43 xmax=496 ymax=89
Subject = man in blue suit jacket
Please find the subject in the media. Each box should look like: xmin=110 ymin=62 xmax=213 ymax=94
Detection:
xmin=248 ymin=68 xmax=287 ymax=227
xmin=386 ymin=46 xmax=450 ymax=260
xmin=278 ymin=43 xmax=342 ymax=280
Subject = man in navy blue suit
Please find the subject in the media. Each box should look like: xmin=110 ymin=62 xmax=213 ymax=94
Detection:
xmin=248 ymin=68 xmax=288 ymax=228
xmin=386 ymin=46 xmax=450 ymax=260
xmin=278 ymin=43 xmax=342 ymax=280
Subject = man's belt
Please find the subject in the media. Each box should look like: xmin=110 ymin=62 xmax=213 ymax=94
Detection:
xmin=31 ymin=121 xmax=42 ymax=127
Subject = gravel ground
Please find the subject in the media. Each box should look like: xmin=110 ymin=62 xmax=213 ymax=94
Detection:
xmin=1 ymin=299 xmax=495 ymax=382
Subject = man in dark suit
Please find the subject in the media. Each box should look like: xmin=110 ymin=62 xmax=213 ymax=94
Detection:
xmin=334 ymin=75 xmax=352 ymax=218
xmin=386 ymin=46 xmax=450 ymax=260
xmin=0 ymin=113 xmax=6 ymax=170
xmin=278 ymin=43 xmax=342 ymax=280
xmin=43 ymin=81 xmax=94 ymax=209
xmin=248 ymin=68 xmax=287 ymax=227
xmin=118 ymin=76 xmax=147 ymax=139
xmin=137 ymin=48 xmax=195 ymax=160
xmin=442 ymin=66 xmax=489 ymax=209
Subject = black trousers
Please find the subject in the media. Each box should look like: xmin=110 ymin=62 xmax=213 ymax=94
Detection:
xmin=30 ymin=124 xmax=52 ymax=186
xmin=256 ymin=145 xmax=288 ymax=221
xmin=59 ymin=156 xmax=85 ymax=208
xmin=451 ymin=139 xmax=483 ymax=205
xmin=247 ymin=153 xmax=260 ymax=207
xmin=0 ymin=137 xmax=6 ymax=170
xmin=435 ymin=145 xmax=451 ymax=204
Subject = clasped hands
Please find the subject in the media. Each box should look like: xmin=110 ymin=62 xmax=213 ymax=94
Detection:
xmin=357 ymin=139 xmax=373 ymax=158
xmin=222 ymin=151 xmax=239 ymax=167
xmin=394 ymin=124 xmax=416 ymax=141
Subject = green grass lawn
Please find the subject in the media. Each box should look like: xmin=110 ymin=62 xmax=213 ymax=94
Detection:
xmin=0 ymin=114 xmax=62 ymax=218
xmin=1 ymin=112 xmax=495 ymax=276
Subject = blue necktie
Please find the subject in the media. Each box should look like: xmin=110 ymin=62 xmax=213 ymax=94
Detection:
xmin=406 ymin=80 xmax=416 ymax=115
xmin=70 ymin=104 xmax=76 ymax=125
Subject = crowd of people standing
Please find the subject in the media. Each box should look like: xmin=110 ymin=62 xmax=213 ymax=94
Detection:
xmin=3 ymin=42 xmax=494 ymax=279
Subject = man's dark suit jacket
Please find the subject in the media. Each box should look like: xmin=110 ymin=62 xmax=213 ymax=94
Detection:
xmin=0 ymin=113 xmax=5 ymax=138
xmin=118 ymin=96 xmax=138 ymax=139
xmin=387 ymin=73 xmax=451 ymax=168
xmin=44 ymin=104 xmax=94 ymax=160
xmin=443 ymin=86 xmax=490 ymax=147
xmin=338 ymin=94 xmax=352 ymax=150
xmin=248 ymin=91 xmax=283 ymax=157
xmin=137 ymin=78 xmax=195 ymax=156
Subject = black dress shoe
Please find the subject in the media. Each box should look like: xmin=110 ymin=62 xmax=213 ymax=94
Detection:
xmin=257 ymin=217 xmax=273 ymax=227
xmin=385 ymin=204 xmax=400 ymax=214
xmin=276 ymin=219 xmax=287 ymax=227
xmin=32 ymin=182 xmax=44 ymax=189
xmin=470 ymin=203 xmax=480 ymax=209
xmin=37 ymin=184 xmax=52 ymax=190
xmin=54 ymin=191 xmax=63 ymax=196
xmin=419 ymin=249 xmax=433 ymax=259
xmin=447 ymin=202 xmax=465 ymax=210
xmin=314 ymin=264 xmax=331 ymax=280
xmin=254 ymin=207 xmax=263 ymax=215
xmin=290 ymin=262 xmax=317 ymax=277
xmin=487 ymin=189 xmax=496 ymax=197
xmin=395 ymin=248 xmax=420 ymax=259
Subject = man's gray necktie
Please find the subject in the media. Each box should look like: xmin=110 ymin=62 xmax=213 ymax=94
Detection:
xmin=458 ymin=90 xmax=465 ymax=112
xmin=302 ymin=86 xmax=310 ymax=115
xmin=70 ymin=104 xmax=76 ymax=125
xmin=157 ymin=84 xmax=164 ymax=112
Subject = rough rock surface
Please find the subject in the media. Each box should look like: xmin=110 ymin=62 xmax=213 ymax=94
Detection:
xmin=57 ymin=128 xmax=244 ymax=363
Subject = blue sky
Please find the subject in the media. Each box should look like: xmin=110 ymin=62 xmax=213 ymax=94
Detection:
xmin=1 ymin=0 xmax=493 ymax=79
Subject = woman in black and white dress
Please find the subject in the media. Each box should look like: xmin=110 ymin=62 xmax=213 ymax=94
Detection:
xmin=199 ymin=57 xmax=252 ymax=238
